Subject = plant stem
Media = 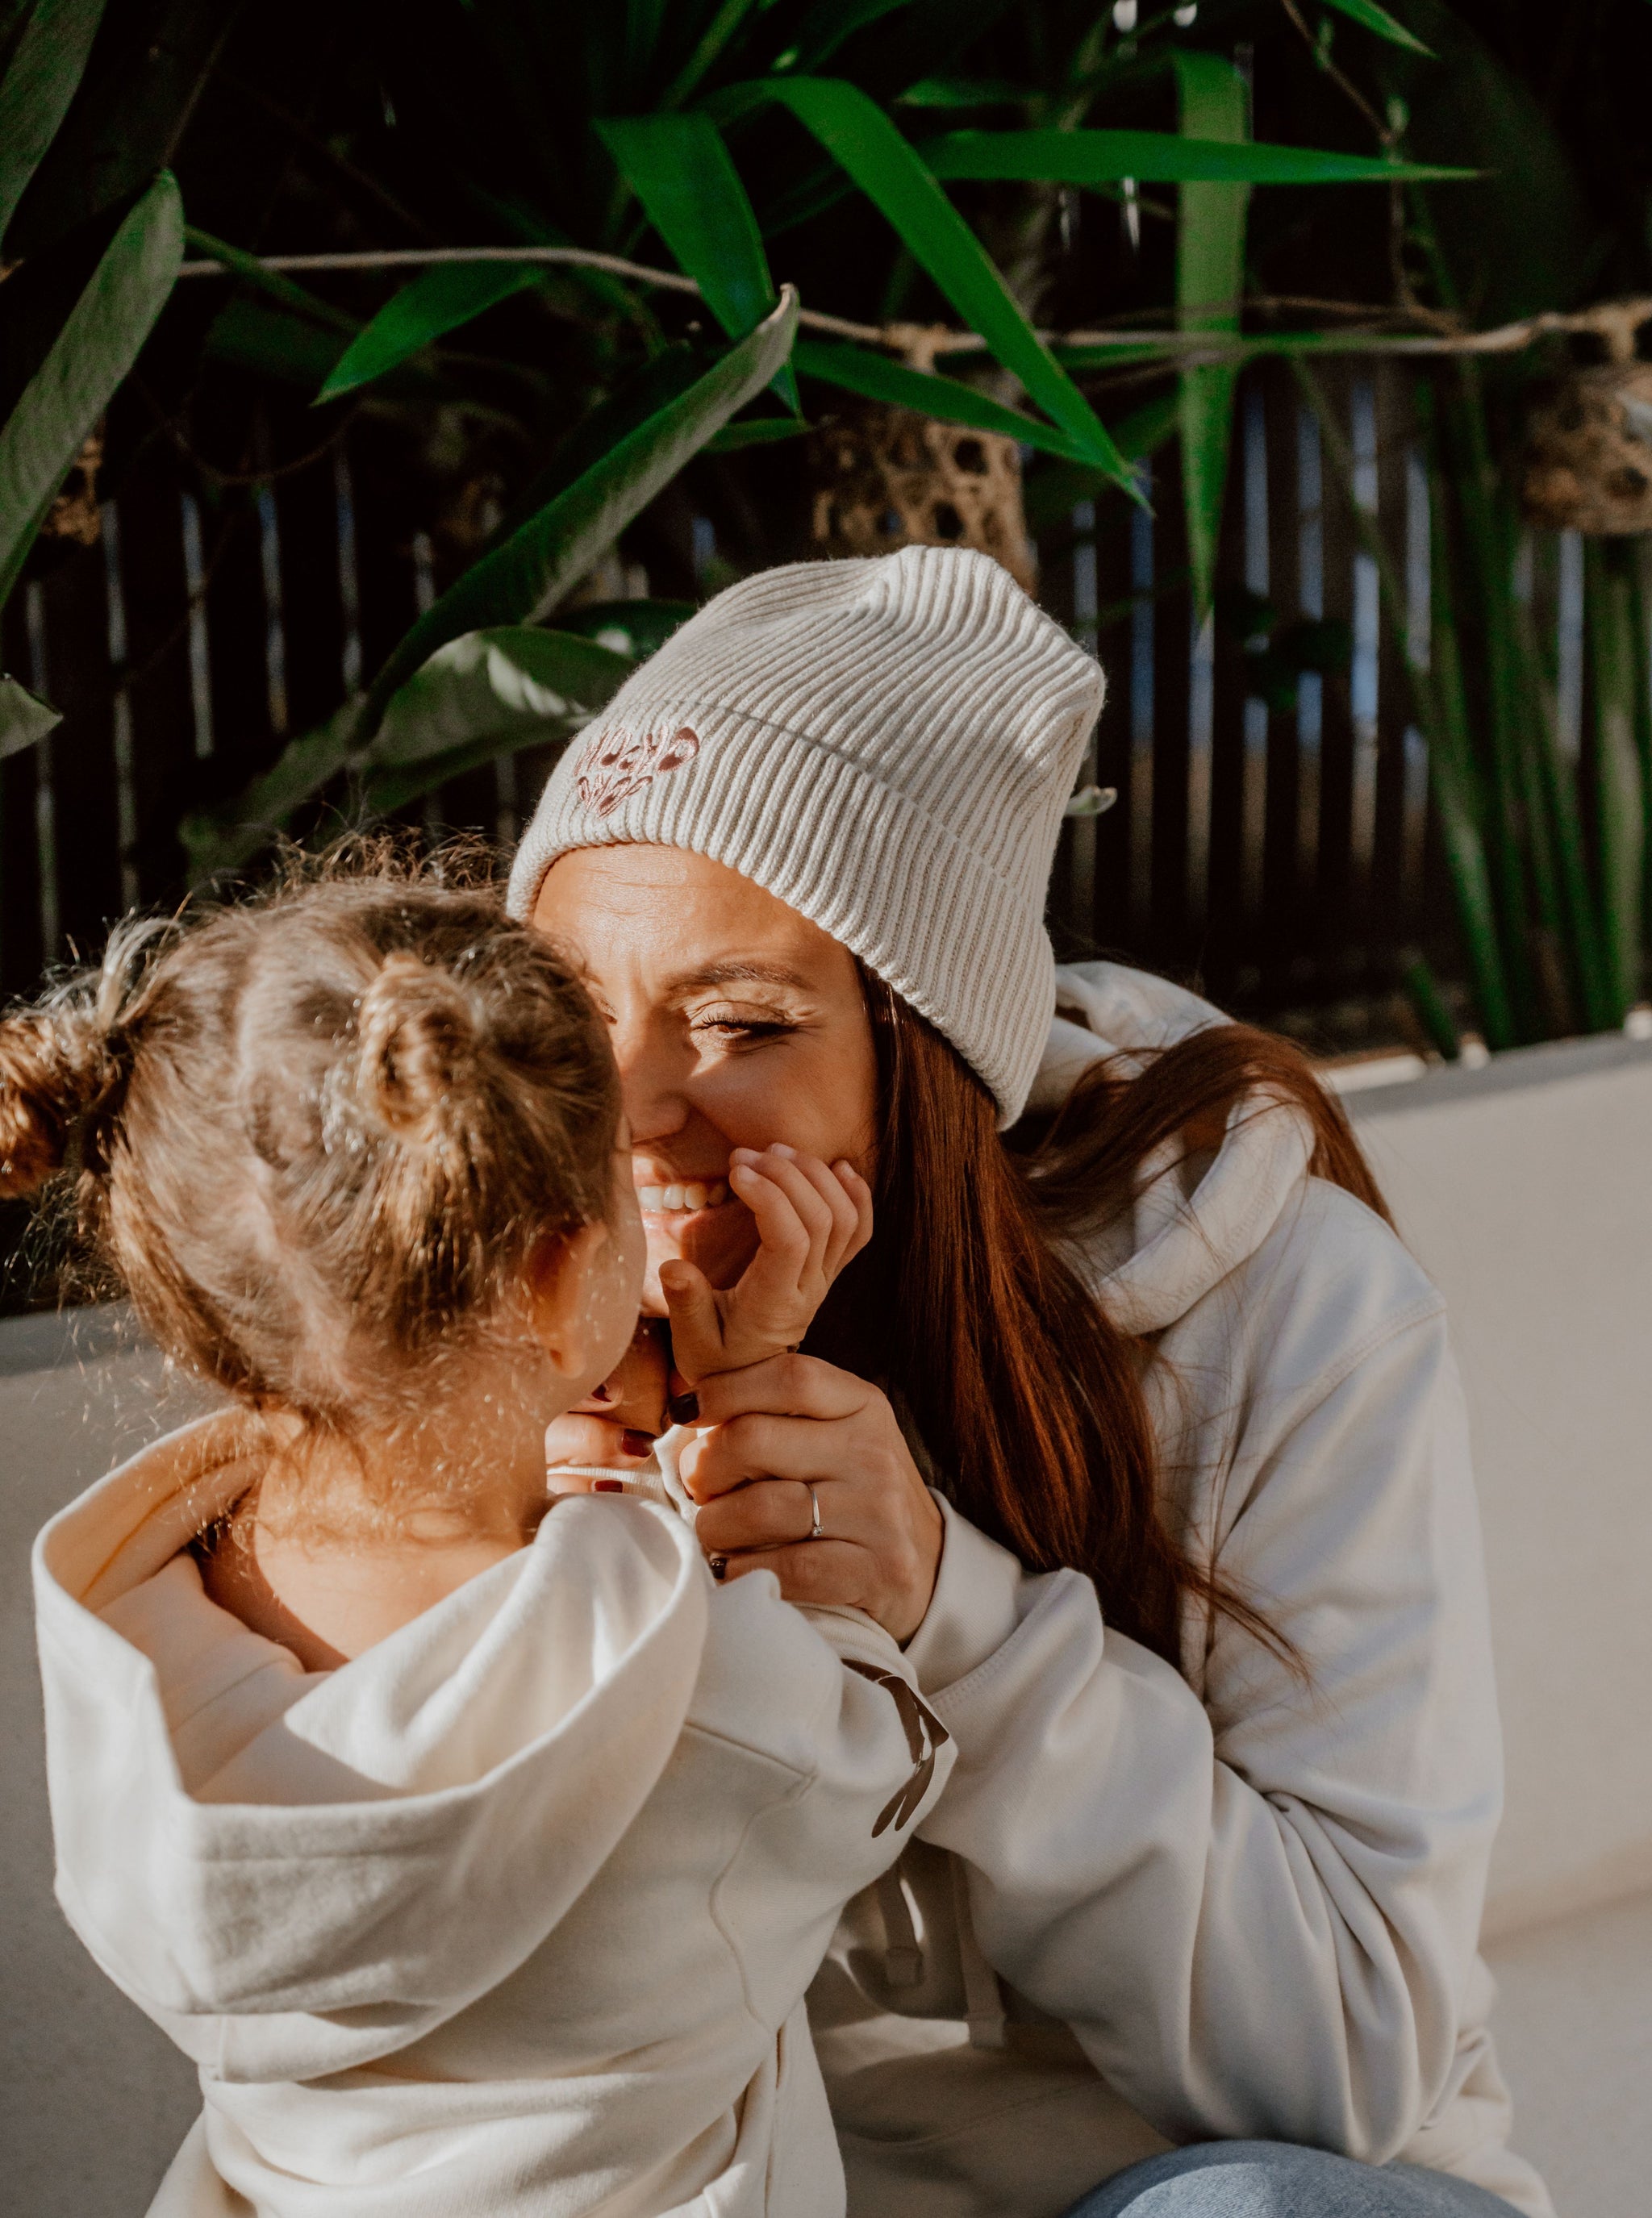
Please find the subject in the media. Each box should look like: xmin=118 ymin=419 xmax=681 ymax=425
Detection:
xmin=1587 ymin=541 xmax=1647 ymax=1023
xmin=1294 ymin=361 xmax=1515 ymax=1048
xmin=1425 ymin=476 xmax=1518 ymax=1050
xmin=1508 ymin=586 xmax=1612 ymax=1031
xmin=1400 ymin=948 xmax=1462 ymax=1060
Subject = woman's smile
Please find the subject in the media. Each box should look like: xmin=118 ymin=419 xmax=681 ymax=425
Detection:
xmin=634 ymin=1162 xmax=761 ymax=1293
xmin=532 ymin=846 xmax=878 ymax=1311
xmin=635 ymin=1175 xmax=732 ymax=1218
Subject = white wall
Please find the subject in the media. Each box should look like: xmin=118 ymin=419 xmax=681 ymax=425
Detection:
xmin=1354 ymin=1035 xmax=1652 ymax=1937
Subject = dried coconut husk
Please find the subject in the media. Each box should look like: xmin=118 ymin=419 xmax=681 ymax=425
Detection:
xmin=1522 ymin=362 xmax=1652 ymax=535
xmin=41 ymin=428 xmax=103 ymax=547
xmin=807 ymin=399 xmax=1037 ymax=594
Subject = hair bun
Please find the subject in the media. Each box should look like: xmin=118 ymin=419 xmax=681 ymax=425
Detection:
xmin=356 ymin=952 xmax=480 ymax=1144
xmin=0 ymin=1011 xmax=118 ymax=1196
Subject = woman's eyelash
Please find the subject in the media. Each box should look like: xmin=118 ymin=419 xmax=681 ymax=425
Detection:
xmin=690 ymin=1011 xmax=798 ymax=1040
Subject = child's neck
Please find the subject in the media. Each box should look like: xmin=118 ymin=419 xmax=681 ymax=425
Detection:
xmin=204 ymin=1366 xmax=557 ymax=1669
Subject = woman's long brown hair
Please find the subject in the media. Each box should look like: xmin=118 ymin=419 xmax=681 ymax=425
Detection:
xmin=814 ymin=978 xmax=1391 ymax=1672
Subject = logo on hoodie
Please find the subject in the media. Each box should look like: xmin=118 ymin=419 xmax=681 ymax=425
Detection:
xmin=574 ymin=724 xmax=700 ymax=819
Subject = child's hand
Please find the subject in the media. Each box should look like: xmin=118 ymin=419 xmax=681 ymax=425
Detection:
xmin=661 ymin=1146 xmax=872 ymax=1392
xmin=545 ymin=1319 xmax=669 ymax=1489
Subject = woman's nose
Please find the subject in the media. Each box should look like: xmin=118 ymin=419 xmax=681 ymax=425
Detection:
xmin=608 ymin=1016 xmax=690 ymax=1146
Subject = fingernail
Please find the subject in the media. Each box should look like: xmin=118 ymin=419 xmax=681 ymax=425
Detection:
xmin=622 ymin=1428 xmax=653 ymax=1458
xmin=593 ymin=1478 xmax=627 ymax=1495
xmin=668 ymin=1390 xmax=699 ymax=1425
xmin=768 ymin=1142 xmax=796 ymax=1158
xmin=709 ymin=1554 xmax=728 ymax=1582
xmin=590 ymin=1382 xmax=613 ymax=1403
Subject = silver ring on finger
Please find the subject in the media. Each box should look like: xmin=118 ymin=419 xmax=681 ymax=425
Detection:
xmin=805 ymin=1481 xmax=824 ymax=1543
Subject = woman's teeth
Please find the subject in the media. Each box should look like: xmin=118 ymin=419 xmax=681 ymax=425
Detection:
xmin=639 ymin=1179 xmax=730 ymax=1213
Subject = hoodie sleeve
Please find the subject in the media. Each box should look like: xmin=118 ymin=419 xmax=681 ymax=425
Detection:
xmin=689 ymin=1582 xmax=954 ymax=1864
xmin=910 ymin=1291 xmax=1503 ymax=2166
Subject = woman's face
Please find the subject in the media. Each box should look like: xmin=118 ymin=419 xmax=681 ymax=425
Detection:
xmin=533 ymin=846 xmax=878 ymax=1312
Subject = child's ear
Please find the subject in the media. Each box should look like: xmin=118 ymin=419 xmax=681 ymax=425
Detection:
xmin=525 ymin=1222 xmax=611 ymax=1379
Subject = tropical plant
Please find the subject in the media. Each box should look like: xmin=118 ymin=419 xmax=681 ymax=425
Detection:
xmin=1294 ymin=0 xmax=1652 ymax=1049
xmin=1 ymin=0 xmax=1649 ymax=1049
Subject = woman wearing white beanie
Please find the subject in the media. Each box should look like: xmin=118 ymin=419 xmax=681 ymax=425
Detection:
xmin=512 ymin=545 xmax=1547 ymax=2218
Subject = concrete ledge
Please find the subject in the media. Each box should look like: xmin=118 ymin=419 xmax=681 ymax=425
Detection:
xmin=0 ymin=1302 xmax=143 ymax=1376
xmin=1352 ymin=1031 xmax=1652 ymax=1939
xmin=1347 ymin=1026 xmax=1652 ymax=1122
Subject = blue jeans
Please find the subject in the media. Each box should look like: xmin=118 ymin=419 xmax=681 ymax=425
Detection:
xmin=1062 ymin=2141 xmax=1521 ymax=2216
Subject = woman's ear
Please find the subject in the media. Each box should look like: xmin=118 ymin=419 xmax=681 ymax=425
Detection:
xmin=525 ymin=1222 xmax=611 ymax=1379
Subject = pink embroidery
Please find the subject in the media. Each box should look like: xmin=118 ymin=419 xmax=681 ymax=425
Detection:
xmin=574 ymin=723 xmax=700 ymax=819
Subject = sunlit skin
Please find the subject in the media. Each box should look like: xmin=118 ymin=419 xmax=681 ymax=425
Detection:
xmin=202 ymin=1145 xmax=648 ymax=1667
xmin=533 ymin=847 xmax=944 ymax=1641
xmin=535 ymin=845 xmax=881 ymax=1311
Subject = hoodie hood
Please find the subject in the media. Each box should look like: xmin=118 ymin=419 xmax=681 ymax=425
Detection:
xmin=1032 ymin=961 xmax=1316 ymax=1339
xmin=33 ymin=1411 xmax=708 ymax=2080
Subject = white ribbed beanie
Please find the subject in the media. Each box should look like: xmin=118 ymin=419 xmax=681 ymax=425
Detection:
xmin=507 ymin=544 xmax=1104 ymax=1124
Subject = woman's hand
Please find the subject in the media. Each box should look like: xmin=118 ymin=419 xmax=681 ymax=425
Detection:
xmin=678 ymin=1355 xmax=944 ymax=1644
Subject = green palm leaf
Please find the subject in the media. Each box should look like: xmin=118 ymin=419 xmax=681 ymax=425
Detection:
xmin=183 ymin=223 xmax=359 ymax=336
xmin=598 ymin=112 xmax=799 ymax=411
xmin=762 ymin=77 xmax=1133 ymax=491
xmin=1021 ymin=391 xmax=1181 ymax=531
xmin=364 ymin=627 xmax=633 ymax=769
xmin=1317 ymin=0 xmax=1433 ymax=54
xmin=181 ymin=628 xmax=635 ymax=882
xmin=353 ymin=286 xmax=799 ymax=745
xmin=793 ymin=337 xmax=1091 ymax=460
xmin=920 ymin=127 xmax=1464 ymax=186
xmin=183 ymin=298 xmax=799 ymax=878
xmin=0 ymin=0 xmax=106 ymax=245
xmin=1589 ymin=547 xmax=1646 ymax=1022
xmin=0 ymin=670 xmax=62 ymax=757
xmin=0 ymin=168 xmax=182 ymax=611
xmin=1174 ymin=54 xmax=1249 ymax=619
xmin=316 ymin=262 xmax=546 ymax=404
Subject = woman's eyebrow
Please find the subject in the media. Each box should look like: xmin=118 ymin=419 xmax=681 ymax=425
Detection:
xmin=668 ymin=959 xmax=813 ymax=992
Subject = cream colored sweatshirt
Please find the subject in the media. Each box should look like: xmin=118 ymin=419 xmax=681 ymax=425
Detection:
xmin=807 ymin=962 xmax=1551 ymax=2218
xmin=33 ymin=1414 xmax=952 ymax=2218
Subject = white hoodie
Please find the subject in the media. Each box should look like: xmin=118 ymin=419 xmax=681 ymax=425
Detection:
xmin=809 ymin=962 xmax=1551 ymax=2218
xmin=33 ymin=1409 xmax=953 ymax=2218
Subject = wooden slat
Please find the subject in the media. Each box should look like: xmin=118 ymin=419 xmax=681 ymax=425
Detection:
xmin=0 ymin=369 xmax=1546 ymax=1039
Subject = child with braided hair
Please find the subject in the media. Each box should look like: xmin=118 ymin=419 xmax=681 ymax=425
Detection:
xmin=19 ymin=847 xmax=949 ymax=2218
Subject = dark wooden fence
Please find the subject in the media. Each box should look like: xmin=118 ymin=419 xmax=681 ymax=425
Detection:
xmin=0 ymin=361 xmax=1590 ymax=1043
xmin=1044 ymin=360 xmax=1450 ymax=1024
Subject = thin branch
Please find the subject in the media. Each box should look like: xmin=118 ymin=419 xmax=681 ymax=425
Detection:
xmin=1275 ymin=0 xmax=1425 ymax=314
xmin=1278 ymin=0 xmax=1394 ymax=149
xmin=174 ymin=240 xmax=1652 ymax=363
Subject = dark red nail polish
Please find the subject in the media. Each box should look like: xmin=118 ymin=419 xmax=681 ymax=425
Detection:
xmin=622 ymin=1428 xmax=653 ymax=1459
xmin=593 ymin=1478 xmax=626 ymax=1495
xmin=668 ymin=1390 xmax=699 ymax=1425
xmin=709 ymin=1554 xmax=728 ymax=1582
